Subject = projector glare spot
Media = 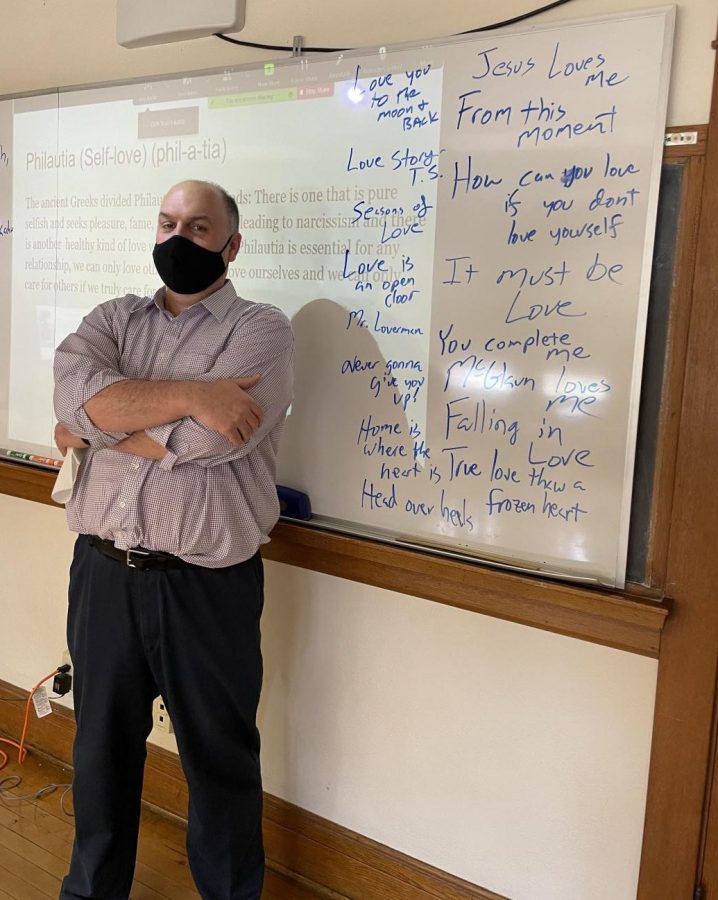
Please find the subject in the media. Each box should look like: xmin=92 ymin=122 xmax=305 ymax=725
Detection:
xmin=347 ymin=86 xmax=364 ymax=104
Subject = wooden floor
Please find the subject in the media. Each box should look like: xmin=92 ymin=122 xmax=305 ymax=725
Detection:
xmin=0 ymin=751 xmax=322 ymax=899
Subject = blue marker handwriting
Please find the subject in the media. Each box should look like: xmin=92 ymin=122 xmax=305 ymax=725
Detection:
xmin=553 ymin=366 xmax=610 ymax=398
xmin=496 ymin=262 xmax=571 ymax=289
xmin=543 ymin=197 xmax=574 ymax=217
xmin=527 ymin=441 xmax=593 ymax=468
xmin=442 ymin=256 xmax=479 ymax=286
xmin=357 ymin=415 xmax=402 ymax=442
xmin=528 ymin=467 xmax=567 ymax=494
xmin=444 ymin=396 xmax=519 ymax=445
xmin=373 ymin=310 xmax=424 ymax=336
xmin=341 ymin=356 xmax=381 ymax=375
xmin=483 ymin=329 xmax=591 ymax=363
xmin=347 ymin=147 xmax=442 ymax=185
xmin=547 ymin=42 xmax=629 ymax=88
xmin=443 ymin=356 xmax=536 ymax=393
xmin=586 ymin=252 xmax=623 ymax=284
xmin=504 ymin=292 xmax=585 ymax=326
xmin=451 ymin=155 xmax=503 ymax=198
xmin=541 ymin=493 xmax=589 ymax=523
xmin=545 ymin=366 xmax=611 ymax=416
xmin=362 ymin=63 xmax=439 ymax=131
xmin=391 ymin=147 xmax=441 ymax=185
xmin=440 ymin=490 xmax=475 ymax=530
xmin=486 ymin=488 xmax=536 ymax=516
xmin=405 ymin=64 xmax=432 ymax=86
xmin=443 ymin=445 xmax=482 ymax=481
xmin=380 ymin=461 xmax=422 ymax=480
xmin=382 ymin=275 xmax=419 ymax=308
xmin=517 ymin=105 xmax=617 ymax=149
xmin=561 ymin=164 xmax=593 ymax=188
xmin=604 ymin=152 xmax=640 ymax=178
xmin=489 ymin=448 xmax=521 ymax=483
xmin=351 ymin=200 xmax=405 ymax=224
xmin=346 ymin=308 xmax=368 ymax=330
xmin=472 ymin=46 xmax=535 ymax=80
xmin=361 ymin=479 xmax=398 ymax=510
xmin=438 ymin=323 xmax=472 ymax=356
xmin=341 ymin=248 xmax=388 ymax=291
xmin=549 ymin=213 xmax=623 ymax=246
xmin=507 ymin=220 xmax=537 ymax=245
xmin=588 ymin=186 xmax=640 ymax=210
xmin=456 ymin=90 xmax=513 ymax=131
xmin=346 ymin=147 xmax=385 ymax=173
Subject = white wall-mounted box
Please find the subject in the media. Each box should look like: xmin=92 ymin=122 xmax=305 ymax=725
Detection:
xmin=117 ymin=0 xmax=245 ymax=49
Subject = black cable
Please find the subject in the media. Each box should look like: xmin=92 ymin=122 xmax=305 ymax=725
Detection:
xmin=459 ymin=0 xmax=574 ymax=34
xmin=214 ymin=0 xmax=575 ymax=55
xmin=214 ymin=33 xmax=345 ymax=53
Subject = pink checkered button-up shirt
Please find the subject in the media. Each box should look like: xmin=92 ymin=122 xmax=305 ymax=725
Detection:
xmin=53 ymin=280 xmax=294 ymax=568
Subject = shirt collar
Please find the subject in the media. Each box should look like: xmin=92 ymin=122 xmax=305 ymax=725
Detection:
xmin=148 ymin=280 xmax=239 ymax=322
xmin=201 ymin=280 xmax=239 ymax=321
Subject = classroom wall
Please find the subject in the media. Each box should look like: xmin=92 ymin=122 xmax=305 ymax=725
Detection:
xmin=0 ymin=493 xmax=659 ymax=900
xmin=1 ymin=0 xmax=714 ymax=125
xmin=1 ymin=1 xmax=715 ymax=898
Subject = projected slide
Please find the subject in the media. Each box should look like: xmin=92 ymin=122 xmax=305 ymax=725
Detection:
xmin=6 ymin=57 xmax=442 ymax=448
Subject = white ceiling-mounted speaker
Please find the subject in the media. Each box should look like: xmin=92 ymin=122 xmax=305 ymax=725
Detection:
xmin=117 ymin=0 xmax=246 ymax=49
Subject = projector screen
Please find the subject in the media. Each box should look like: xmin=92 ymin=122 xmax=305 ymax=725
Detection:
xmin=0 ymin=7 xmax=675 ymax=586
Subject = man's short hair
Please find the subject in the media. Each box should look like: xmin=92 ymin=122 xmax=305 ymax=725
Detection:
xmin=209 ymin=182 xmax=239 ymax=234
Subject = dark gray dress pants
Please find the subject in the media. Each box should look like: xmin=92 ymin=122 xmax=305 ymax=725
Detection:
xmin=60 ymin=534 xmax=265 ymax=900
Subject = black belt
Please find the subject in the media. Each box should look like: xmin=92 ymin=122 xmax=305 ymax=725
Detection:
xmin=89 ymin=537 xmax=188 ymax=570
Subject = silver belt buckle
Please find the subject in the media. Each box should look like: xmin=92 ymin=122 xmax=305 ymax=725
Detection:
xmin=126 ymin=548 xmax=152 ymax=568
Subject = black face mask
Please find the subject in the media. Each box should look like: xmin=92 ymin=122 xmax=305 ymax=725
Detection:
xmin=152 ymin=234 xmax=233 ymax=295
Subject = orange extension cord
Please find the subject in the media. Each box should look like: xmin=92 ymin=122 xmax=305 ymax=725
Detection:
xmin=0 ymin=668 xmax=62 ymax=771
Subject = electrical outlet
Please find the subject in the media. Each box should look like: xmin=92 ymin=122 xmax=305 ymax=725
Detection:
xmin=62 ymin=648 xmax=72 ymax=669
xmin=152 ymin=696 xmax=174 ymax=734
xmin=664 ymin=130 xmax=698 ymax=146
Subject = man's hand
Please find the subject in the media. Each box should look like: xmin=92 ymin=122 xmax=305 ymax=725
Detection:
xmin=54 ymin=423 xmax=88 ymax=457
xmin=192 ymin=376 xmax=263 ymax=447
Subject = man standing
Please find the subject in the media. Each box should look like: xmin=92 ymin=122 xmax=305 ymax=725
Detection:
xmin=53 ymin=180 xmax=293 ymax=899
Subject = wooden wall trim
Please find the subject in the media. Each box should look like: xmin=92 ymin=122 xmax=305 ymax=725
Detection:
xmin=0 ymin=460 xmax=58 ymax=506
xmin=0 ymin=460 xmax=668 ymax=657
xmin=0 ymin=679 xmax=504 ymax=900
xmin=266 ymin=521 xmax=667 ymax=656
xmin=637 ymin=37 xmax=718 ymax=900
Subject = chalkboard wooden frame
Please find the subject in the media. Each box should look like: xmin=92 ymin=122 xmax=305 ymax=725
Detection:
xmin=0 ymin=126 xmax=705 ymax=656
xmin=627 ymin=139 xmax=706 ymax=586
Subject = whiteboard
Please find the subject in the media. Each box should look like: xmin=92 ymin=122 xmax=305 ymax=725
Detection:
xmin=0 ymin=7 xmax=675 ymax=586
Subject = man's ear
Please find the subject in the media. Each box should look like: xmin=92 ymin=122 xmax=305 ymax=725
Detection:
xmin=227 ymin=233 xmax=242 ymax=263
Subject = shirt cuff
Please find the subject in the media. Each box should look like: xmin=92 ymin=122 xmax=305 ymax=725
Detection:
xmin=158 ymin=449 xmax=180 ymax=471
xmin=74 ymin=403 xmax=128 ymax=447
xmin=145 ymin=421 xmax=183 ymax=472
